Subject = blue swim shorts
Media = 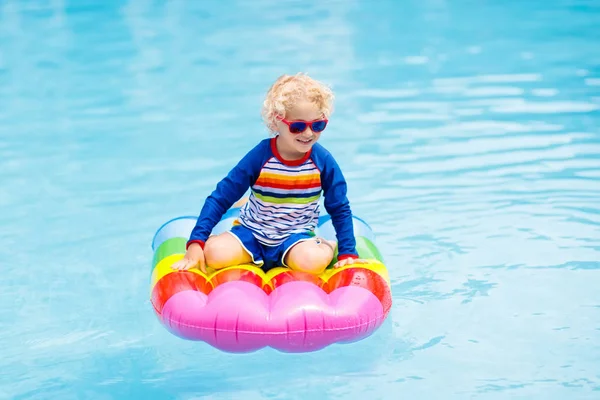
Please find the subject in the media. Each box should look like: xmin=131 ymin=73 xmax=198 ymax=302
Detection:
xmin=228 ymin=224 xmax=316 ymax=271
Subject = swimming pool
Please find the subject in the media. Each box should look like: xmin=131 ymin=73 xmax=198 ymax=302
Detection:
xmin=1 ymin=0 xmax=599 ymax=399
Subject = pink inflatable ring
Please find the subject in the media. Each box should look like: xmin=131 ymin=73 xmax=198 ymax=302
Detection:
xmin=150 ymin=209 xmax=392 ymax=353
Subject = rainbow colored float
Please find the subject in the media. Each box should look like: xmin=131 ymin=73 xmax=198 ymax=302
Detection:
xmin=150 ymin=201 xmax=392 ymax=353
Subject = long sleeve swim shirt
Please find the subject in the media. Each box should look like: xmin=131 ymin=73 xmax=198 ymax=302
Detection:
xmin=187 ymin=137 xmax=358 ymax=260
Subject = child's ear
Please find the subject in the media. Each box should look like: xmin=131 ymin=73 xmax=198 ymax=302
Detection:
xmin=269 ymin=117 xmax=281 ymax=133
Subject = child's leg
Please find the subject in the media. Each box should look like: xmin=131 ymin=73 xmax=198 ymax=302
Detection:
xmin=281 ymin=236 xmax=336 ymax=275
xmin=204 ymin=225 xmax=264 ymax=270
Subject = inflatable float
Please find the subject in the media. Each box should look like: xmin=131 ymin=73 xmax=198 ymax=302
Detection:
xmin=150 ymin=200 xmax=392 ymax=353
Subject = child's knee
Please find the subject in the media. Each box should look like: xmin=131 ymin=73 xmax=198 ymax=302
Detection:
xmin=204 ymin=234 xmax=244 ymax=270
xmin=285 ymin=238 xmax=334 ymax=275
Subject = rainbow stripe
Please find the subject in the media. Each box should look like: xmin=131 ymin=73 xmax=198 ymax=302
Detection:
xmin=238 ymin=157 xmax=323 ymax=245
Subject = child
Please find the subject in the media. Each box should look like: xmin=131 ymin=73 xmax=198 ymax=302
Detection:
xmin=171 ymin=73 xmax=368 ymax=275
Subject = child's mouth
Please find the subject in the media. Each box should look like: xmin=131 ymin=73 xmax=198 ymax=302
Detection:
xmin=297 ymin=138 xmax=312 ymax=145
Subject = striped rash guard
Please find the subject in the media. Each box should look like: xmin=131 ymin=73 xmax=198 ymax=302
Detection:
xmin=187 ymin=137 xmax=359 ymax=260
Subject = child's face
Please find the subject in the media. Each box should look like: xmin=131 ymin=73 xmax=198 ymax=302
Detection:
xmin=274 ymin=99 xmax=326 ymax=159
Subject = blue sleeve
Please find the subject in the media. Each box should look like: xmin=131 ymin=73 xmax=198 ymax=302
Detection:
xmin=188 ymin=140 xmax=268 ymax=245
xmin=318 ymin=149 xmax=358 ymax=258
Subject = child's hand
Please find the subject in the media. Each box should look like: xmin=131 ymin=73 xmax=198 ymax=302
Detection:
xmin=333 ymin=257 xmax=369 ymax=269
xmin=171 ymin=243 xmax=207 ymax=273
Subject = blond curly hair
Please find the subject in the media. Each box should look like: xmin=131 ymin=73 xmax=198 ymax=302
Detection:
xmin=261 ymin=73 xmax=335 ymax=134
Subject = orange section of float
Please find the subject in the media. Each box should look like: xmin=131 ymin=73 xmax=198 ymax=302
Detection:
xmin=150 ymin=254 xmax=185 ymax=291
xmin=209 ymin=266 xmax=265 ymax=290
xmin=150 ymin=258 xmax=391 ymax=307
xmin=323 ymin=266 xmax=392 ymax=311
xmin=320 ymin=260 xmax=390 ymax=286
xmin=266 ymin=269 xmax=326 ymax=294
xmin=151 ymin=270 xmax=212 ymax=314
xmin=150 ymin=254 xmax=219 ymax=293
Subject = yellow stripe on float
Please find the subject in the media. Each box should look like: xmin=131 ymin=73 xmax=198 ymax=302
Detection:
xmin=150 ymin=257 xmax=390 ymax=294
xmin=321 ymin=260 xmax=390 ymax=286
xmin=150 ymin=254 xmax=217 ymax=294
xmin=150 ymin=254 xmax=184 ymax=291
xmin=207 ymin=264 xmax=269 ymax=282
xmin=264 ymin=266 xmax=291 ymax=282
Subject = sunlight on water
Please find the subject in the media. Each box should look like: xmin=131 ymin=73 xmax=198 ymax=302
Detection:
xmin=0 ymin=0 xmax=599 ymax=399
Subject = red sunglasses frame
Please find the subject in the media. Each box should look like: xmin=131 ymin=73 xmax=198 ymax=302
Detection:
xmin=277 ymin=116 xmax=329 ymax=134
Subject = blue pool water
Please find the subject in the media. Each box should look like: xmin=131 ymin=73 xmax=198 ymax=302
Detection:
xmin=1 ymin=0 xmax=599 ymax=399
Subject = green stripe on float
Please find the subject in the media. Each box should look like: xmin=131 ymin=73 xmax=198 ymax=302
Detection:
xmin=153 ymin=237 xmax=187 ymax=268
xmin=326 ymin=235 xmax=384 ymax=269
xmin=355 ymin=236 xmax=384 ymax=263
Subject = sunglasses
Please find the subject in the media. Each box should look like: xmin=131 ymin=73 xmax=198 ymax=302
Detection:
xmin=277 ymin=116 xmax=328 ymax=134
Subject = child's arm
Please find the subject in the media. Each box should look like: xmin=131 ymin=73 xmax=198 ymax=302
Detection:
xmin=320 ymin=152 xmax=360 ymax=262
xmin=187 ymin=142 xmax=266 ymax=250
